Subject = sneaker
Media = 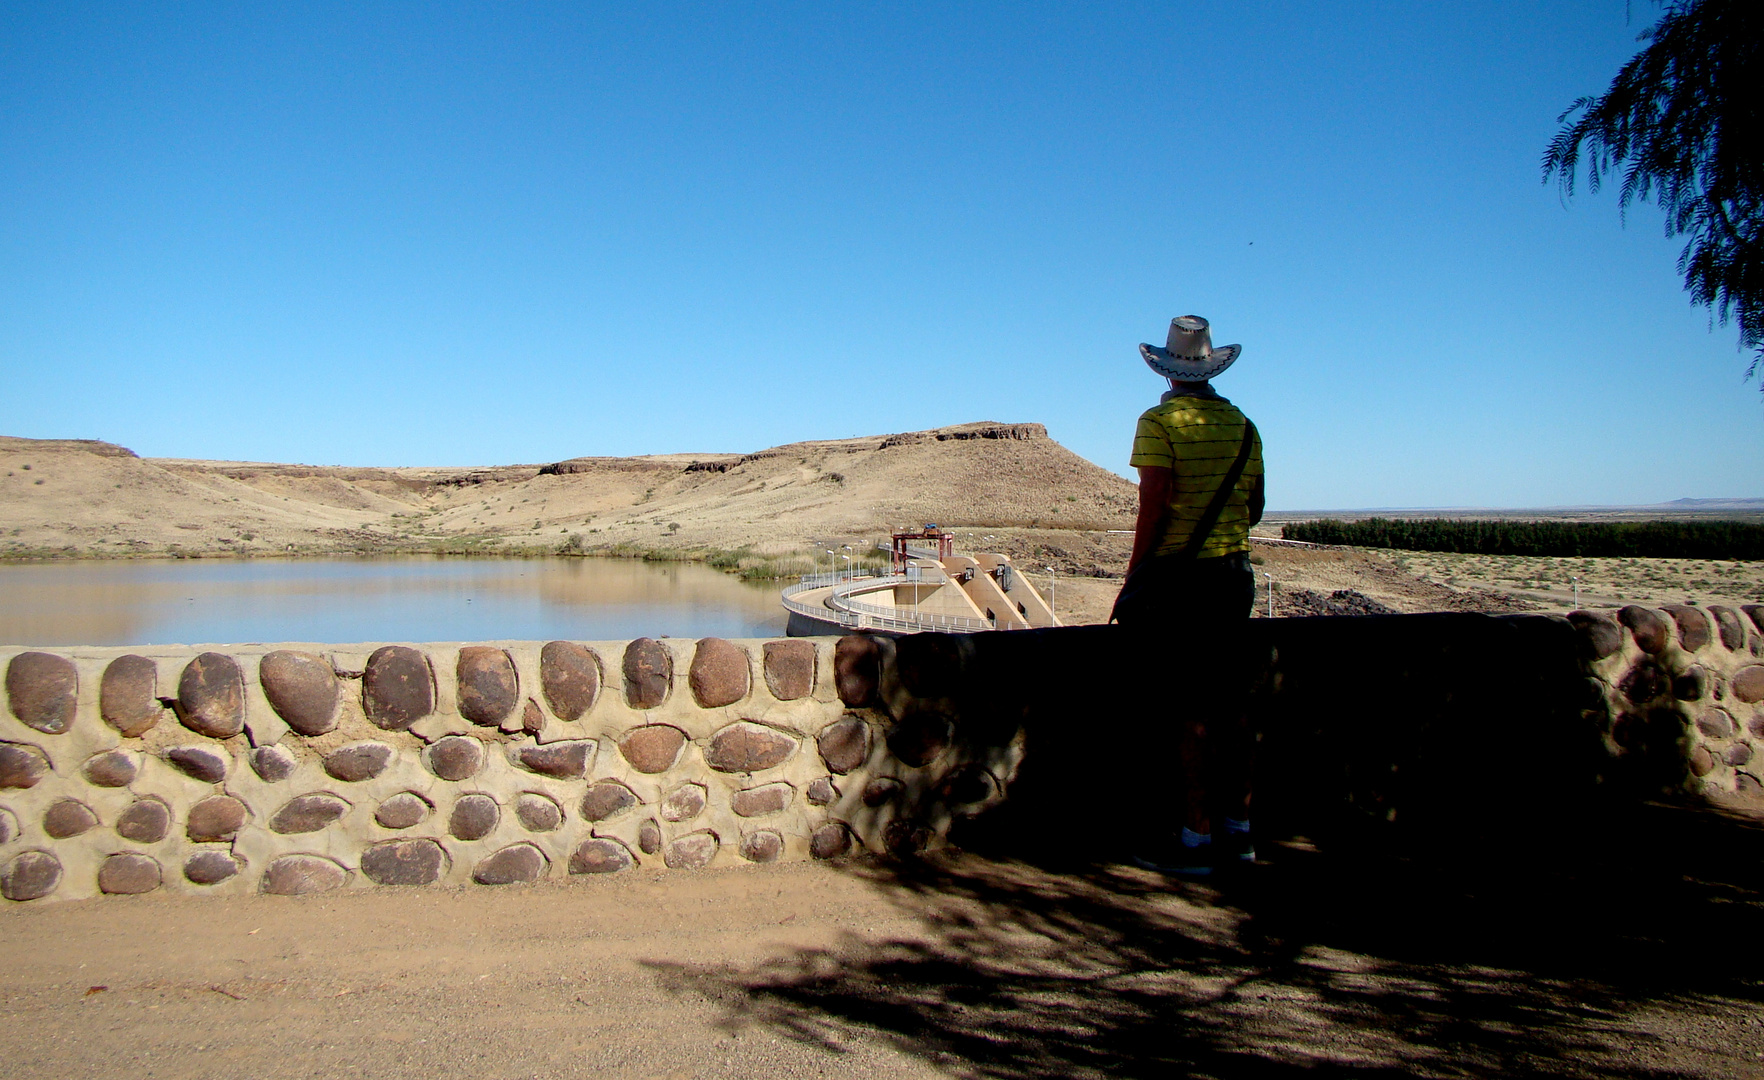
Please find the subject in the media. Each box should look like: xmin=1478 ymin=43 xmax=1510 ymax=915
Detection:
xmin=1130 ymin=836 xmax=1213 ymax=877
xmin=1216 ymin=823 xmax=1256 ymax=868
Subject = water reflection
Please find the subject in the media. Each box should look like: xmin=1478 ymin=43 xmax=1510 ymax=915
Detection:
xmin=0 ymin=557 xmax=786 ymax=646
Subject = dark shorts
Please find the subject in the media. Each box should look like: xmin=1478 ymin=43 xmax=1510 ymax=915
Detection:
xmin=1111 ymin=551 xmax=1256 ymax=629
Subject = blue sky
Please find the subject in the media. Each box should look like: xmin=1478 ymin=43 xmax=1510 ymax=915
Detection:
xmin=2 ymin=2 xmax=1758 ymax=509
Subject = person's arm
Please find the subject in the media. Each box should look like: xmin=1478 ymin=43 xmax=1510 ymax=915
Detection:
xmin=1128 ymin=465 xmax=1173 ymax=575
xmin=1248 ymin=471 xmax=1265 ymax=527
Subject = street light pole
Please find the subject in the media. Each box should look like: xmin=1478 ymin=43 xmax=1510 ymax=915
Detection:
xmin=1044 ymin=565 xmax=1056 ymax=623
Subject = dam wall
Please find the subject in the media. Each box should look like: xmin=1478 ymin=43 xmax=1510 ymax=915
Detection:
xmin=3 ymin=604 xmax=1762 ymax=903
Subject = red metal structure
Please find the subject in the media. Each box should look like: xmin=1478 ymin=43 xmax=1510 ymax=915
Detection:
xmin=891 ymin=524 xmax=954 ymax=571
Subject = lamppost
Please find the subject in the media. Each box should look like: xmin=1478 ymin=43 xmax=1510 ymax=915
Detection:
xmin=1044 ymin=565 xmax=1056 ymax=622
xmin=1572 ymin=576 xmax=1580 ymax=609
xmin=826 ymin=549 xmax=835 ymax=580
xmin=1264 ymin=571 xmax=1275 ymax=618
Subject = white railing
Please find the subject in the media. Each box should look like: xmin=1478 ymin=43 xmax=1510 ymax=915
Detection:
xmin=781 ymin=570 xmax=995 ymax=634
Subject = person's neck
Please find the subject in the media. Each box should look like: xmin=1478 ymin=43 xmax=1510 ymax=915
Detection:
xmin=1162 ymin=381 xmax=1223 ymax=402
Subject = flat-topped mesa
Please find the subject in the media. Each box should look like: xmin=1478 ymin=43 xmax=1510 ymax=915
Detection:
xmin=879 ymin=423 xmax=1048 ymax=449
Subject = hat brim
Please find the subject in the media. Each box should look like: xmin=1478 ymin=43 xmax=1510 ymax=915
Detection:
xmin=1141 ymin=342 xmax=1240 ymax=381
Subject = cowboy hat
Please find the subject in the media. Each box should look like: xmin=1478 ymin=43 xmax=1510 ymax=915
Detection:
xmin=1140 ymin=315 xmax=1241 ymax=381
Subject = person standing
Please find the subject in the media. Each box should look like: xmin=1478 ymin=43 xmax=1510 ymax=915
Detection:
xmin=1112 ymin=315 xmax=1265 ymax=876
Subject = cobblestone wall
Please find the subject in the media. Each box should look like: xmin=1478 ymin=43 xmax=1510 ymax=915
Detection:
xmin=0 ymin=636 xmax=1016 ymax=902
xmin=5 ymin=605 xmax=1762 ymax=903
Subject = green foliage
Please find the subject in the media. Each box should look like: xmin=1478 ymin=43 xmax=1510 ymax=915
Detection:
xmin=1283 ymin=517 xmax=1764 ymax=560
xmin=1543 ymin=0 xmax=1763 ymax=382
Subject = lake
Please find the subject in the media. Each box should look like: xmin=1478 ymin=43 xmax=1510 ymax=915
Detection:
xmin=0 ymin=557 xmax=787 ymax=647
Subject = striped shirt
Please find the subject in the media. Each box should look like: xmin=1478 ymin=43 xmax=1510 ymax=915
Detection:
xmin=1129 ymin=392 xmax=1264 ymax=559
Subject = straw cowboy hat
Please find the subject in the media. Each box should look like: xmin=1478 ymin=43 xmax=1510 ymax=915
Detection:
xmin=1140 ymin=315 xmax=1241 ymax=381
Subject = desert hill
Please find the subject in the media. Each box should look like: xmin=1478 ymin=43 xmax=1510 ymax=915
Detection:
xmin=0 ymin=424 xmax=1139 ymax=562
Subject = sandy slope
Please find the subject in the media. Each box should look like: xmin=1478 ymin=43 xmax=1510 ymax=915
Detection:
xmin=0 ymin=424 xmax=1138 ymax=560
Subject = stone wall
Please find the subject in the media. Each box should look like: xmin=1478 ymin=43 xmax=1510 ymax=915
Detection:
xmin=0 ymin=636 xmax=1018 ymax=902
xmin=4 ymin=603 xmax=1762 ymax=903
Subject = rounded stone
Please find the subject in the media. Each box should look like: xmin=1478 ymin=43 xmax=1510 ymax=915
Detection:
xmin=115 ymin=797 xmax=171 ymax=843
xmin=515 ymin=740 xmax=595 ymax=779
xmin=0 ymin=742 xmax=49 ymax=789
xmin=43 ymin=798 xmax=99 ymax=839
xmin=1567 ymin=612 xmax=1623 ymax=660
xmin=739 ymin=830 xmax=783 ymax=863
xmin=861 ymin=777 xmax=903 ymax=807
xmin=637 ymin=818 xmax=662 ymax=854
xmin=514 ymin=792 xmax=563 ymax=832
xmin=1619 ymin=606 xmax=1670 ymax=655
xmin=887 ymin=712 xmax=953 ymax=768
xmin=100 ymin=654 xmax=160 ymax=737
xmin=166 ymin=746 xmax=229 ymax=784
xmin=98 ymin=853 xmax=161 ymax=895
xmin=618 ymin=725 xmax=686 ymax=774
xmin=324 ymin=742 xmax=394 ymax=782
xmin=622 ymin=638 xmax=674 ymax=710
xmin=938 ymin=766 xmax=998 ymax=809
xmin=427 ymin=736 xmax=485 ymax=781
xmin=1662 ymin=605 xmax=1713 ymax=651
xmin=1673 ymin=668 xmax=1708 ymax=701
xmin=1734 ymin=666 xmax=1764 ymax=705
xmin=1751 ymin=712 xmax=1764 ymax=739
xmin=731 ymin=782 xmax=793 ymax=818
xmin=762 ymin=640 xmax=816 ymax=701
xmin=0 ymin=807 xmax=16 ymax=844
xmin=540 ymin=641 xmax=600 ymax=722
xmin=580 ymin=780 xmax=639 ymax=823
xmin=258 ymin=651 xmax=339 ymax=735
xmin=705 ymin=722 xmax=797 ymax=773
xmin=834 ymin=635 xmax=881 ymax=707
xmin=456 ymin=646 xmax=519 ymax=726
xmin=688 ymin=638 xmax=750 ymax=708
xmin=1711 ymin=606 xmax=1749 ymax=651
xmin=806 ymin=777 xmax=839 ymax=806
xmin=817 ymin=716 xmax=871 ymax=775
xmin=884 ymin=819 xmax=934 ymax=856
xmin=1689 ymin=745 xmax=1715 ymax=776
xmin=1747 ymin=605 xmax=1764 ymax=633
xmin=1738 ymin=773 xmax=1764 ymax=798
xmin=177 ymin=652 xmax=245 ymax=738
xmin=257 ymin=649 xmax=338 ymax=734
xmin=361 ymin=839 xmax=446 ymax=886
xmin=6 ymin=651 xmax=77 ymax=734
xmin=570 ymin=837 xmax=634 ymax=874
xmin=1697 ymin=708 xmax=1735 ymax=739
xmin=660 ymin=783 xmax=706 ymax=822
xmin=374 ymin=791 xmax=432 ymax=830
xmin=82 ymin=750 xmax=137 ymax=788
xmin=1726 ymin=742 xmax=1754 ymax=767
xmin=810 ymin=822 xmax=853 ymax=860
xmin=1 ymin=850 xmax=62 ymax=901
xmin=521 ymin=699 xmax=544 ymax=735
xmin=1618 ymin=662 xmax=1667 ymax=706
xmin=183 ymin=851 xmax=242 ymax=885
xmin=186 ymin=795 xmax=248 ymax=842
xmin=449 ymin=794 xmax=499 ymax=841
xmin=895 ymin=633 xmax=966 ymax=698
xmin=262 ymin=854 xmax=347 ymax=895
xmin=363 ymin=645 xmax=434 ymax=731
xmin=663 ymin=830 xmax=718 ymax=869
xmin=250 ymin=744 xmax=298 ymax=783
xmin=269 ymin=792 xmax=350 ymax=835
xmin=473 ymin=842 xmax=547 ymax=885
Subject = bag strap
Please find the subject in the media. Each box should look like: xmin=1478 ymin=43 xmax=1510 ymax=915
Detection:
xmin=1171 ymin=418 xmax=1258 ymax=563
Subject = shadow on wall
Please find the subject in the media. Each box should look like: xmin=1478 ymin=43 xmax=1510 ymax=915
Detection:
xmin=647 ymin=799 xmax=1764 ymax=1078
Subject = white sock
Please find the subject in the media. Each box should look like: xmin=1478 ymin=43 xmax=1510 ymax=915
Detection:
xmin=1180 ymin=826 xmax=1212 ymax=848
xmin=1223 ymin=817 xmax=1251 ymax=835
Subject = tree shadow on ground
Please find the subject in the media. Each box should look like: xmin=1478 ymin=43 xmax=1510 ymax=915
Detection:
xmin=647 ymin=801 xmax=1764 ymax=1078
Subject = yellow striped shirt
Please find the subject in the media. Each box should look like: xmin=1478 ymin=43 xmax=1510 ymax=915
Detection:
xmin=1129 ymin=394 xmax=1264 ymax=559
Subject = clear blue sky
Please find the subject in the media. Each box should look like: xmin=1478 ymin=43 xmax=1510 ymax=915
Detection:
xmin=3 ymin=2 xmax=1758 ymax=509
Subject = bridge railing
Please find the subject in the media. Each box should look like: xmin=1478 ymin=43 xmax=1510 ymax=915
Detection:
xmin=783 ymin=570 xmax=995 ymax=633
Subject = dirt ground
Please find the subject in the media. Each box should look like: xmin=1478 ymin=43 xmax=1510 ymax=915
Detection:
xmin=4 ymin=800 xmax=1764 ymax=1079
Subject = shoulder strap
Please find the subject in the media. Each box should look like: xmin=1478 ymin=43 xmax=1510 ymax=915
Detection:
xmin=1171 ymin=419 xmax=1258 ymax=562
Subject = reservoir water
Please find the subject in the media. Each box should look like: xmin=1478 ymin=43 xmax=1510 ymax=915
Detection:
xmin=0 ymin=557 xmax=786 ymax=647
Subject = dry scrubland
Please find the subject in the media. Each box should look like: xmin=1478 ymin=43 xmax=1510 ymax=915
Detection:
xmin=3 ymin=430 xmax=1759 ymax=621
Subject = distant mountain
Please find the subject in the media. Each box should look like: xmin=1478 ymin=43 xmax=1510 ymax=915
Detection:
xmin=1665 ymin=498 xmax=1764 ymax=507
